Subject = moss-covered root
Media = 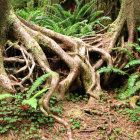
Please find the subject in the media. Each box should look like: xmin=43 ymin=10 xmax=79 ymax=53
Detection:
xmin=0 ymin=47 xmax=15 ymax=95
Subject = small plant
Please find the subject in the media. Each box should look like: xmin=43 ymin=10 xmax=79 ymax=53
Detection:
xmin=0 ymin=72 xmax=55 ymax=137
xmin=0 ymin=72 xmax=55 ymax=109
xmin=113 ymin=40 xmax=140 ymax=105
xmin=69 ymin=119 xmax=81 ymax=130
xmin=122 ymin=107 xmax=140 ymax=122
xmin=16 ymin=1 xmax=111 ymax=37
xmin=97 ymin=66 xmax=127 ymax=75
xmin=66 ymin=92 xmax=87 ymax=103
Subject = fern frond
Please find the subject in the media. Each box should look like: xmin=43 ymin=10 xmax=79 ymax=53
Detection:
xmin=43 ymin=19 xmax=62 ymax=33
xmin=22 ymin=98 xmax=37 ymax=109
xmin=125 ymin=59 xmax=140 ymax=68
xmin=112 ymin=47 xmax=134 ymax=61
xmin=136 ymin=81 xmax=140 ymax=85
xmin=46 ymin=5 xmax=63 ymax=19
xmin=90 ymin=11 xmax=104 ymax=22
xmin=27 ymin=72 xmax=55 ymax=98
xmin=53 ymin=4 xmax=67 ymax=19
xmin=77 ymin=0 xmax=95 ymax=18
xmin=97 ymin=66 xmax=127 ymax=75
xmin=0 ymin=94 xmax=13 ymax=100
xmin=129 ymin=85 xmax=140 ymax=95
xmin=127 ymin=74 xmax=140 ymax=89
xmin=98 ymin=16 xmax=111 ymax=21
xmin=32 ymin=88 xmax=50 ymax=98
xmin=126 ymin=43 xmax=140 ymax=54
xmin=65 ymin=21 xmax=85 ymax=36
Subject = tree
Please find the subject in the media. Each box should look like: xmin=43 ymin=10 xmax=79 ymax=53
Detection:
xmin=0 ymin=0 xmax=139 ymax=139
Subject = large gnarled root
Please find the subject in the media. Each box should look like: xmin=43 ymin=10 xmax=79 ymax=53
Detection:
xmin=5 ymin=11 xmax=122 ymax=140
xmin=0 ymin=46 xmax=15 ymax=94
xmin=12 ymin=18 xmax=74 ymax=140
xmin=6 ymin=41 xmax=35 ymax=85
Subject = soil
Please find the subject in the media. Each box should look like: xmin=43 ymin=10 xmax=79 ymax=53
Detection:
xmin=40 ymin=93 xmax=140 ymax=140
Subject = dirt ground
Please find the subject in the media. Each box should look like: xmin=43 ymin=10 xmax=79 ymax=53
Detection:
xmin=41 ymin=94 xmax=140 ymax=140
xmin=0 ymin=92 xmax=139 ymax=140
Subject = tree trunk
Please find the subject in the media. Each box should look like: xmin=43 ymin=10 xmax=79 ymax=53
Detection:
xmin=0 ymin=0 xmax=15 ymax=95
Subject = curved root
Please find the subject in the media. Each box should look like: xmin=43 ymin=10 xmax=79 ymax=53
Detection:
xmin=2 ymin=11 xmax=124 ymax=140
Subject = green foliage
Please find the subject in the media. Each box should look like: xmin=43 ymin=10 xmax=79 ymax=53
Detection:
xmin=127 ymin=74 xmax=140 ymax=89
xmin=117 ymin=106 xmax=140 ymax=122
xmin=124 ymin=59 xmax=140 ymax=68
xmin=18 ymin=72 xmax=55 ymax=109
xmin=27 ymin=72 xmax=55 ymax=98
xmin=44 ymin=1 xmax=111 ymax=37
xmin=0 ymin=72 xmax=55 ymax=137
xmin=112 ymin=47 xmax=134 ymax=61
xmin=117 ymin=74 xmax=140 ymax=100
xmin=112 ymin=41 xmax=140 ymax=101
xmin=0 ymin=91 xmax=54 ymax=137
xmin=23 ymin=88 xmax=50 ymax=109
xmin=65 ymin=93 xmax=88 ymax=102
xmin=49 ymin=94 xmax=63 ymax=116
xmin=0 ymin=72 xmax=54 ymax=138
xmin=16 ymin=1 xmax=111 ymax=37
xmin=97 ymin=66 xmax=127 ymax=75
xmin=23 ymin=98 xmax=37 ymax=109
xmin=0 ymin=94 xmax=13 ymax=100
xmin=11 ymin=0 xmax=30 ymax=9
xmin=126 ymin=43 xmax=140 ymax=54
xmin=16 ymin=7 xmax=45 ymax=24
xmin=69 ymin=119 xmax=81 ymax=130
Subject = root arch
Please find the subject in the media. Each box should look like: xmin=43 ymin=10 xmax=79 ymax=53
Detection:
xmin=0 ymin=0 xmax=137 ymax=137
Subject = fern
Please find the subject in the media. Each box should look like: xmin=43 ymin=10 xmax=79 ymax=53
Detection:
xmin=97 ymin=66 xmax=127 ymax=75
xmin=46 ymin=5 xmax=64 ymax=20
xmin=0 ymin=94 xmax=13 ymax=100
xmin=22 ymin=98 xmax=37 ymax=109
xmin=128 ymin=85 xmax=140 ymax=96
xmin=65 ymin=21 xmax=86 ymax=36
xmin=118 ymin=74 xmax=140 ymax=100
xmin=120 ymin=85 xmax=140 ymax=99
xmin=27 ymin=72 xmax=55 ymax=98
xmin=127 ymin=74 xmax=140 ymax=90
xmin=89 ymin=10 xmax=104 ymax=22
xmin=54 ymin=4 xmax=67 ymax=19
xmin=112 ymin=47 xmax=134 ymax=61
xmin=125 ymin=59 xmax=140 ymax=68
xmin=77 ymin=0 xmax=96 ymax=18
xmin=126 ymin=43 xmax=140 ymax=54
xmin=16 ymin=1 xmax=111 ymax=37
xmin=22 ymin=88 xmax=49 ymax=109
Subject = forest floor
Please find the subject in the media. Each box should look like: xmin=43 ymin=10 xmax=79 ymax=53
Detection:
xmin=42 ymin=92 xmax=139 ymax=140
xmin=0 ymin=91 xmax=139 ymax=140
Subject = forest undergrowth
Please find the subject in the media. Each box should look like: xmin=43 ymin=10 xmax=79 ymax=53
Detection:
xmin=0 ymin=0 xmax=140 ymax=140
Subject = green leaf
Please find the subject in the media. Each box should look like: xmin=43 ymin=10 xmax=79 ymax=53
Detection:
xmin=27 ymin=72 xmax=56 ymax=98
xmin=125 ymin=60 xmax=140 ymax=68
xmin=0 ymin=94 xmax=13 ymax=100
xmin=97 ymin=66 xmax=127 ymax=75
xmin=127 ymin=74 xmax=140 ymax=89
xmin=22 ymin=98 xmax=37 ymax=109
xmin=32 ymin=88 xmax=50 ymax=98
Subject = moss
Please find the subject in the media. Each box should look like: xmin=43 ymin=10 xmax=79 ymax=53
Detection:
xmin=81 ymin=64 xmax=93 ymax=91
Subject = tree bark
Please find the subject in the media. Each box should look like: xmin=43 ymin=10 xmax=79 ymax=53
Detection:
xmin=0 ymin=0 xmax=15 ymax=94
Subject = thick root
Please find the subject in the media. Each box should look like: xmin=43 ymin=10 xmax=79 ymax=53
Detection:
xmin=2 ymin=11 xmax=127 ymax=140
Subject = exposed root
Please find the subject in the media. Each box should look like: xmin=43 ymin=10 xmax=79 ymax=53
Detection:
xmin=1 ymin=5 xmax=134 ymax=139
xmin=39 ymin=100 xmax=73 ymax=140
